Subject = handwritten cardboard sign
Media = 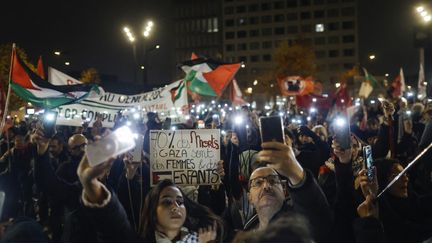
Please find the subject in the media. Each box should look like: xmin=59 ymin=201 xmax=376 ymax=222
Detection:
xmin=150 ymin=129 xmax=220 ymax=186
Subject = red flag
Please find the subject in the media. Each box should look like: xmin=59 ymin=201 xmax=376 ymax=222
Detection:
xmin=333 ymin=83 xmax=352 ymax=108
xmin=230 ymin=79 xmax=246 ymax=106
xmin=295 ymin=94 xmax=331 ymax=109
xmin=37 ymin=56 xmax=45 ymax=79
xmin=191 ymin=52 xmax=199 ymax=60
xmin=202 ymin=63 xmax=241 ymax=96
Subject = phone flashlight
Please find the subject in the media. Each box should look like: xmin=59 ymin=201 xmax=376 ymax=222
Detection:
xmin=114 ymin=126 xmax=134 ymax=144
xmin=133 ymin=113 xmax=140 ymax=120
xmin=44 ymin=112 xmax=56 ymax=122
xmin=234 ymin=115 xmax=243 ymax=125
xmin=406 ymin=110 xmax=412 ymax=116
xmin=335 ymin=117 xmax=346 ymax=127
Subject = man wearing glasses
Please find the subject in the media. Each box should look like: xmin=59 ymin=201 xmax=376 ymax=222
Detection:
xmin=244 ymin=141 xmax=333 ymax=243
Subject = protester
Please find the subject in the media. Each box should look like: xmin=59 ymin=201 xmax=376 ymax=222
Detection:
xmin=0 ymin=85 xmax=430 ymax=243
xmin=243 ymin=139 xmax=333 ymax=243
xmin=77 ymin=153 xmax=224 ymax=243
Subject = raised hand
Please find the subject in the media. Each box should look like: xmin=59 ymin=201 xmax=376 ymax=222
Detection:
xmin=198 ymin=221 xmax=217 ymax=243
xmin=30 ymin=129 xmax=50 ymax=155
xmin=257 ymin=142 xmax=304 ymax=186
xmin=332 ymin=138 xmax=352 ymax=164
xmin=357 ymin=195 xmax=378 ymax=218
xmin=357 ymin=168 xmax=378 ymax=199
xmin=77 ymin=154 xmax=114 ymax=204
xmin=123 ymin=152 xmax=140 ymax=180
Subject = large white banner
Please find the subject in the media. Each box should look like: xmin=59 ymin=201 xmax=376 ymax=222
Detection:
xmin=49 ymin=68 xmax=188 ymax=127
xmin=150 ymin=129 xmax=220 ymax=186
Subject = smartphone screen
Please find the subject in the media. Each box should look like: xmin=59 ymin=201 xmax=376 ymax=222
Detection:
xmin=259 ymin=116 xmax=285 ymax=143
xmin=333 ymin=116 xmax=351 ymax=150
xmin=86 ymin=126 xmax=136 ymax=167
xmin=363 ymin=145 xmax=374 ymax=182
xmin=162 ymin=118 xmax=172 ymax=130
xmin=43 ymin=111 xmax=58 ymax=138
xmin=0 ymin=191 xmax=4 ymax=220
xmin=212 ymin=114 xmax=220 ymax=127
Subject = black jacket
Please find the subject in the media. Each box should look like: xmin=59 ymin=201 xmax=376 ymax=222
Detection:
xmin=243 ymin=170 xmax=333 ymax=243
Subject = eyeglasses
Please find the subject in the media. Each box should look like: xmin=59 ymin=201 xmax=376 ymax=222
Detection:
xmin=70 ymin=143 xmax=87 ymax=151
xmin=249 ymin=174 xmax=281 ymax=188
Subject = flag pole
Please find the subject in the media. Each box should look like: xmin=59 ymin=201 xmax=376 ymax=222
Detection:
xmin=0 ymin=43 xmax=15 ymax=134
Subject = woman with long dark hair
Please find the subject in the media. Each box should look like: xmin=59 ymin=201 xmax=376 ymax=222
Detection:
xmin=77 ymin=156 xmax=224 ymax=243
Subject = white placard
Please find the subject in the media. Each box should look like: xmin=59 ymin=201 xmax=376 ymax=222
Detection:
xmin=54 ymin=80 xmax=188 ymax=127
xmin=150 ymin=129 xmax=220 ymax=186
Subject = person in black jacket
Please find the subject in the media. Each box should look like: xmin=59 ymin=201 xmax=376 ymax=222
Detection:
xmin=243 ymin=140 xmax=333 ymax=243
xmin=374 ymin=158 xmax=432 ymax=243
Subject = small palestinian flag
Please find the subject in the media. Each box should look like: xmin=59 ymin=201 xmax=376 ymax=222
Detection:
xmin=10 ymin=48 xmax=101 ymax=109
xmin=179 ymin=55 xmax=241 ymax=97
xmin=152 ymin=171 xmax=173 ymax=185
xmin=169 ymin=80 xmax=186 ymax=104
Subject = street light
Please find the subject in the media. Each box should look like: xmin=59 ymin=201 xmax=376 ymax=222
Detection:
xmin=416 ymin=5 xmax=432 ymax=22
xmin=122 ymin=20 xmax=158 ymax=85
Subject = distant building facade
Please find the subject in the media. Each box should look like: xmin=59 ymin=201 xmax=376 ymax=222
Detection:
xmin=173 ymin=0 xmax=358 ymax=93
xmin=172 ymin=0 xmax=224 ymax=79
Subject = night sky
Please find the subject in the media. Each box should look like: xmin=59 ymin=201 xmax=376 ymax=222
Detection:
xmin=0 ymin=0 xmax=428 ymax=92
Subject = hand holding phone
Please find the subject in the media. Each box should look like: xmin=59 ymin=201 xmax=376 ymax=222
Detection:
xmin=43 ymin=111 xmax=58 ymax=138
xmin=162 ymin=118 xmax=172 ymax=130
xmin=86 ymin=126 xmax=136 ymax=167
xmin=259 ymin=116 xmax=285 ymax=143
xmin=333 ymin=116 xmax=351 ymax=150
xmin=363 ymin=145 xmax=374 ymax=182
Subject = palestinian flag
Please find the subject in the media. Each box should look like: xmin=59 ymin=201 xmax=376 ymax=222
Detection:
xmin=180 ymin=56 xmax=241 ymax=97
xmin=152 ymin=171 xmax=173 ymax=185
xmin=10 ymin=49 xmax=101 ymax=109
xmin=169 ymin=80 xmax=186 ymax=104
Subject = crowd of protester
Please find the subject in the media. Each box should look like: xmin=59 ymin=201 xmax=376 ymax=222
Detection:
xmin=0 ymin=95 xmax=430 ymax=243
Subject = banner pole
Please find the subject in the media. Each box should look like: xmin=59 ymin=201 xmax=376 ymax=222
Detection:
xmin=0 ymin=43 xmax=15 ymax=133
xmin=376 ymin=142 xmax=432 ymax=199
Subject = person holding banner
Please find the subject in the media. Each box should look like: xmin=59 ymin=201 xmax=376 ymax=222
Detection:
xmin=78 ymin=154 xmax=225 ymax=243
